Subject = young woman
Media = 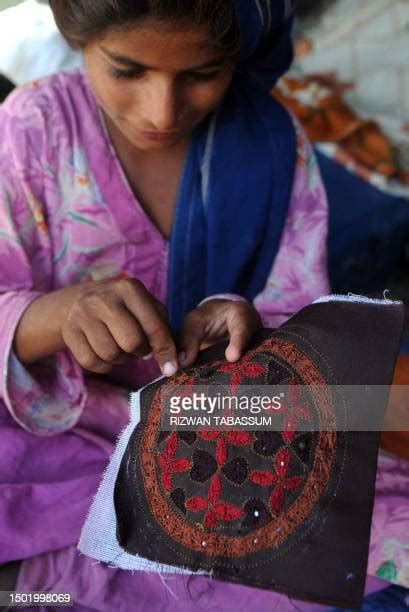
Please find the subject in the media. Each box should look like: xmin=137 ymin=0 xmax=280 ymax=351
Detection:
xmin=0 ymin=0 xmax=328 ymax=432
xmin=0 ymin=0 xmax=340 ymax=607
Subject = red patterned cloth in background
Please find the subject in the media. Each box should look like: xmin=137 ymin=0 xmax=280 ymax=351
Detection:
xmin=275 ymin=0 xmax=409 ymax=194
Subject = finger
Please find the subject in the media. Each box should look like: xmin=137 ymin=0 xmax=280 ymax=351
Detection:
xmin=111 ymin=353 xmax=130 ymax=365
xmin=178 ymin=311 xmax=207 ymax=368
xmin=63 ymin=326 xmax=113 ymax=374
xmin=119 ymin=280 xmax=178 ymax=376
xmin=77 ymin=284 xmax=151 ymax=358
xmin=82 ymin=319 xmax=128 ymax=364
xmin=225 ymin=305 xmax=262 ymax=362
xmin=95 ymin=299 xmax=151 ymax=357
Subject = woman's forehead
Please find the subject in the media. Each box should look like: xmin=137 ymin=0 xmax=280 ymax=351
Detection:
xmin=95 ymin=20 xmax=226 ymax=71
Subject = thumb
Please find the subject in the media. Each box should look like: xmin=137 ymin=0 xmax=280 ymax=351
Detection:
xmin=225 ymin=306 xmax=261 ymax=362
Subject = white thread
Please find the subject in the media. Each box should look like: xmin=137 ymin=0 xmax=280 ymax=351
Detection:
xmin=197 ymin=294 xmax=247 ymax=309
xmin=313 ymin=293 xmax=402 ymax=306
xmin=158 ymin=573 xmax=179 ymax=600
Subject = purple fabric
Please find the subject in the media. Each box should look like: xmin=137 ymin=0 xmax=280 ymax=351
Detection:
xmin=0 ymin=378 xmax=126 ymax=562
xmin=16 ymin=550 xmax=388 ymax=612
xmin=368 ymin=452 xmax=409 ymax=585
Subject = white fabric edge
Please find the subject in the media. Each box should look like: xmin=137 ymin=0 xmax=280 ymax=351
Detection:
xmin=313 ymin=292 xmax=403 ymax=306
xmin=78 ymin=381 xmax=207 ymax=575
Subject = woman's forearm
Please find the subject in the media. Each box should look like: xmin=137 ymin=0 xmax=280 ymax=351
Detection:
xmin=13 ymin=283 xmax=88 ymax=365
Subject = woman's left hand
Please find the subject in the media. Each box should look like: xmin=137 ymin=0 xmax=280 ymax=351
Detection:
xmin=178 ymin=298 xmax=263 ymax=368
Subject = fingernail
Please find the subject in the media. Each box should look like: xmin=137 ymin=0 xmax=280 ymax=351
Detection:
xmin=142 ymin=352 xmax=153 ymax=361
xmin=226 ymin=347 xmax=241 ymax=362
xmin=178 ymin=351 xmax=187 ymax=365
xmin=163 ymin=361 xmax=178 ymax=377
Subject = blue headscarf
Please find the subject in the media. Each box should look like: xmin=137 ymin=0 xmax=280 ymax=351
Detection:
xmin=168 ymin=0 xmax=296 ymax=332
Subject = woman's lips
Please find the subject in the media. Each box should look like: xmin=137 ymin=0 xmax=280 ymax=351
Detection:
xmin=138 ymin=129 xmax=179 ymax=142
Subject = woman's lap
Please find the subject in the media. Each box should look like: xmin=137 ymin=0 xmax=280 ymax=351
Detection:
xmin=0 ymin=378 xmax=129 ymax=564
xmin=15 ymin=547 xmax=391 ymax=612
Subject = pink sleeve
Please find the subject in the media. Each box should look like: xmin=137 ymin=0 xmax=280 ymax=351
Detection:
xmin=253 ymin=117 xmax=330 ymax=328
xmin=0 ymin=90 xmax=87 ymax=435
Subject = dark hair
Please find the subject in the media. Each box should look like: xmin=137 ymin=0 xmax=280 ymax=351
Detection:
xmin=49 ymin=0 xmax=240 ymax=58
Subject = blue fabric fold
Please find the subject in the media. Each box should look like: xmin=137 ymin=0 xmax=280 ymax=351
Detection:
xmin=168 ymin=0 xmax=296 ymax=332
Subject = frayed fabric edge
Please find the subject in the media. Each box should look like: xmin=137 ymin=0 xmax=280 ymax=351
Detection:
xmin=314 ymin=292 xmax=403 ymax=306
xmin=78 ymin=385 xmax=208 ymax=577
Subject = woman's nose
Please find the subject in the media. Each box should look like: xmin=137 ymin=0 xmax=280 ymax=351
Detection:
xmin=145 ymin=79 xmax=179 ymax=131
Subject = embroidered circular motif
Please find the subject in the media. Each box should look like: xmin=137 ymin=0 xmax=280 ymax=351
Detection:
xmin=139 ymin=337 xmax=338 ymax=559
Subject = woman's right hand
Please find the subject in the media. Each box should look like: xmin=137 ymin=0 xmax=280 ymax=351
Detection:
xmin=14 ymin=277 xmax=179 ymax=377
xmin=61 ymin=278 xmax=179 ymax=376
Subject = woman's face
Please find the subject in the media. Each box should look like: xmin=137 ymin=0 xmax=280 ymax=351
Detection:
xmin=83 ymin=19 xmax=235 ymax=152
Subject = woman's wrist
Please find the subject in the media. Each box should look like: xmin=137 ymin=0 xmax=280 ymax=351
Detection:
xmin=13 ymin=282 xmax=90 ymax=365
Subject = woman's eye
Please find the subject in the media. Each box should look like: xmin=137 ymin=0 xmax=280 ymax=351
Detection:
xmin=110 ymin=67 xmax=145 ymax=80
xmin=186 ymin=71 xmax=221 ymax=82
xmin=108 ymin=67 xmax=222 ymax=82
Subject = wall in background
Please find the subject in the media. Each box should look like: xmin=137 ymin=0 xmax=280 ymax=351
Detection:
xmin=0 ymin=0 xmax=22 ymax=11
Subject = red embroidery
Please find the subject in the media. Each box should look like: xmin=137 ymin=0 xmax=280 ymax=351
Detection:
xmin=157 ymin=432 xmax=192 ymax=492
xmin=209 ymin=473 xmax=222 ymax=504
xmin=219 ymin=353 xmax=268 ymax=392
xmin=250 ymin=471 xmax=277 ymax=486
xmin=250 ymin=448 xmax=303 ymax=512
xmin=212 ymin=502 xmax=244 ymax=521
xmin=225 ymin=432 xmax=253 ymax=446
xmin=187 ymin=473 xmax=244 ymax=528
xmin=216 ymin=438 xmax=227 ymax=466
xmin=139 ymin=337 xmax=337 ymax=558
xmin=281 ymin=379 xmax=313 ymax=442
xmin=186 ymin=497 xmax=208 ymax=512
xmin=199 ymin=431 xmax=253 ymax=446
